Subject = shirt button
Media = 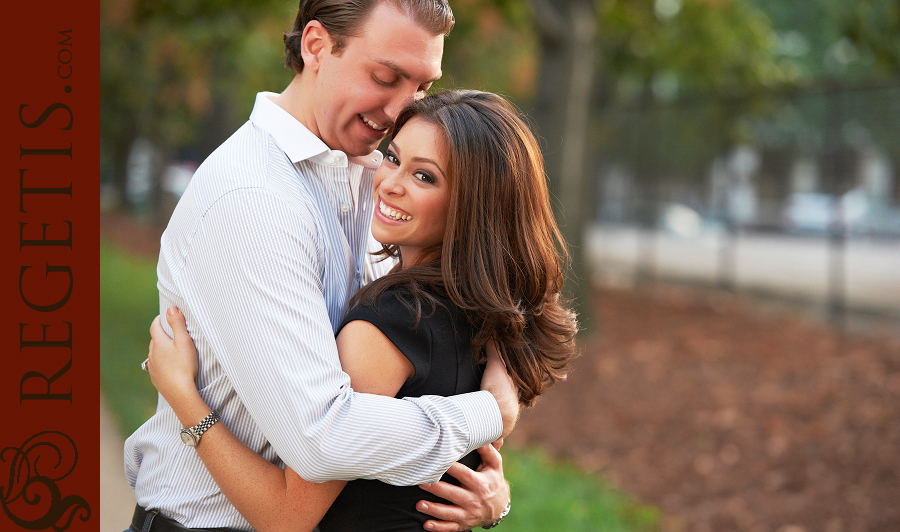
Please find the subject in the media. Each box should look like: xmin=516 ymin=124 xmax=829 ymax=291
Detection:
xmin=334 ymin=155 xmax=343 ymax=164
xmin=340 ymin=203 xmax=350 ymax=213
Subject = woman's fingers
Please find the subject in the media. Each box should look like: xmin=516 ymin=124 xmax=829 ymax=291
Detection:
xmin=165 ymin=306 xmax=190 ymax=344
xmin=149 ymin=315 xmax=165 ymax=341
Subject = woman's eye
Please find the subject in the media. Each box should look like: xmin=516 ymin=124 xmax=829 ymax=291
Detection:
xmin=385 ymin=153 xmax=399 ymax=165
xmin=415 ymin=171 xmax=435 ymax=184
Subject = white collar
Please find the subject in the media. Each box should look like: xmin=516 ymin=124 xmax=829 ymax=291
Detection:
xmin=249 ymin=92 xmax=382 ymax=169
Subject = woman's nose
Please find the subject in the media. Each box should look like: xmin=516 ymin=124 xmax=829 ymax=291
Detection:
xmin=380 ymin=171 xmax=405 ymax=195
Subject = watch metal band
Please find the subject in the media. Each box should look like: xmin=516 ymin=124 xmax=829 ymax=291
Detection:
xmin=180 ymin=410 xmax=219 ymax=447
xmin=482 ymin=499 xmax=510 ymax=529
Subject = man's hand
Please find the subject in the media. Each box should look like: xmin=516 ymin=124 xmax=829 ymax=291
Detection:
xmin=480 ymin=340 xmax=520 ymax=440
xmin=417 ymin=444 xmax=510 ymax=531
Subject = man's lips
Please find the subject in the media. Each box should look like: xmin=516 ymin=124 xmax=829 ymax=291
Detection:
xmin=360 ymin=114 xmax=388 ymax=132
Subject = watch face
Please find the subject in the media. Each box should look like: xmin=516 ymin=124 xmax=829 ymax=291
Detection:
xmin=180 ymin=429 xmax=197 ymax=447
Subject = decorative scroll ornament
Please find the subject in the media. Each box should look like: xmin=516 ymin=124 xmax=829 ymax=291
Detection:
xmin=1 ymin=431 xmax=91 ymax=531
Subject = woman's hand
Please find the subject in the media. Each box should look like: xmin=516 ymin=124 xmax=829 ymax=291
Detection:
xmin=147 ymin=307 xmax=201 ymax=404
xmin=480 ymin=340 xmax=520 ymax=440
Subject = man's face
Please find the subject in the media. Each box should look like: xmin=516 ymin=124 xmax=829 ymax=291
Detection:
xmin=312 ymin=2 xmax=444 ymax=156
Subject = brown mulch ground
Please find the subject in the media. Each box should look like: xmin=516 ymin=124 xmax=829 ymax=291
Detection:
xmin=508 ymin=286 xmax=900 ymax=532
xmin=102 ymin=212 xmax=900 ymax=532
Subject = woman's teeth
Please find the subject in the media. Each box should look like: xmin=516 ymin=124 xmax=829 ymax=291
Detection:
xmin=361 ymin=115 xmax=387 ymax=131
xmin=380 ymin=201 xmax=411 ymax=221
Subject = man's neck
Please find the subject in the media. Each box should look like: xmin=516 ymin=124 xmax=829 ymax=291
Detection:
xmin=272 ymin=75 xmax=320 ymax=141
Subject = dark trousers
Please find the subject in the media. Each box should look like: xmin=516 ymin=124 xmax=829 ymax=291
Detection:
xmin=126 ymin=505 xmax=243 ymax=532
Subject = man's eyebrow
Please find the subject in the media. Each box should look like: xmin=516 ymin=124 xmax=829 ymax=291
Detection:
xmin=374 ymin=59 xmax=441 ymax=84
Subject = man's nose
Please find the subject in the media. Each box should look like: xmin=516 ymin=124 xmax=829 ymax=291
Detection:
xmin=384 ymin=89 xmax=416 ymax=121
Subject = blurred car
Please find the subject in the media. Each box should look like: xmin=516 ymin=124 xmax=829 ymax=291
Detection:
xmin=782 ymin=191 xmax=900 ymax=238
xmin=657 ymin=203 xmax=725 ymax=238
xmin=781 ymin=193 xmax=839 ymax=234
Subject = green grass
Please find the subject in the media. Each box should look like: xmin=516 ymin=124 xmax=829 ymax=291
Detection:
xmin=100 ymin=241 xmax=659 ymax=531
xmin=502 ymin=446 xmax=659 ymax=531
xmin=100 ymin=240 xmax=161 ymax=434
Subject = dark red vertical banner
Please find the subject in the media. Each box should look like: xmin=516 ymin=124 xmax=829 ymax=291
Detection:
xmin=3 ymin=1 xmax=100 ymax=531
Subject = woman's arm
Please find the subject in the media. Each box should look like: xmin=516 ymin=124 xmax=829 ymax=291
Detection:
xmin=148 ymin=309 xmax=343 ymax=532
xmin=147 ymin=307 xmax=412 ymax=532
xmin=149 ymin=306 xmax=507 ymax=531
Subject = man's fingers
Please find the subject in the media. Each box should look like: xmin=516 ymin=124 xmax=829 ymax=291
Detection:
xmin=416 ymin=500 xmax=468 ymax=531
xmin=420 ymin=517 xmax=467 ymax=532
xmin=418 ymin=480 xmax=470 ymax=506
xmin=433 ymin=462 xmax=490 ymax=495
xmin=475 ymin=444 xmax=502 ymax=469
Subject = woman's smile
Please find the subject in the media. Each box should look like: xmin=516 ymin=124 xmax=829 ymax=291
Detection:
xmin=378 ymin=199 xmax=412 ymax=221
xmin=370 ymin=116 xmax=451 ymax=266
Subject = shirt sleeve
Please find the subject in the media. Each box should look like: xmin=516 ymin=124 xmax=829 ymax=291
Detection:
xmin=174 ymin=188 xmax=502 ymax=485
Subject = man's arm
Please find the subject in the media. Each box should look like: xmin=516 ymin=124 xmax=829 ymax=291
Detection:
xmin=177 ymin=189 xmax=504 ymax=484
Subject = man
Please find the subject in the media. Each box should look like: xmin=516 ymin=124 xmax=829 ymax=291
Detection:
xmin=124 ymin=1 xmax=518 ymax=531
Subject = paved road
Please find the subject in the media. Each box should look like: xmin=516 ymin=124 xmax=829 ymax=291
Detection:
xmin=586 ymin=224 xmax=900 ymax=318
xmin=101 ymin=396 xmax=136 ymax=532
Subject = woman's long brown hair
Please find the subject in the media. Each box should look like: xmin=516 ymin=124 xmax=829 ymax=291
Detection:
xmin=353 ymin=90 xmax=578 ymax=406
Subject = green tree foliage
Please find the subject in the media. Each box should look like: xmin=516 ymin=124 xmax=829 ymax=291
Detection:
xmin=438 ymin=0 xmax=538 ymax=100
xmin=101 ymin=0 xmax=293 ymax=212
xmin=839 ymin=0 xmax=900 ymax=73
xmin=747 ymin=0 xmax=900 ymax=81
xmin=596 ymin=0 xmax=796 ymax=102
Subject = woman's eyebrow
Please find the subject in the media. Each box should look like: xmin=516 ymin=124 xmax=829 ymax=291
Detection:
xmin=410 ymin=156 xmax=446 ymax=180
xmin=389 ymin=141 xmax=447 ymax=180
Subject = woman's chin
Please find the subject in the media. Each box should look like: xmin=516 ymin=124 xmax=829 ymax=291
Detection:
xmin=370 ymin=226 xmax=397 ymax=248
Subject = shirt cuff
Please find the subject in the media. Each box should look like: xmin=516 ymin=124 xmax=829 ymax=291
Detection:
xmin=452 ymin=390 xmax=504 ymax=456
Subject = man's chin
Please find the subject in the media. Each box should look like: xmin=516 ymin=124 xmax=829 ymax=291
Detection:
xmin=352 ymin=120 xmax=390 ymax=154
xmin=348 ymin=138 xmax=386 ymax=157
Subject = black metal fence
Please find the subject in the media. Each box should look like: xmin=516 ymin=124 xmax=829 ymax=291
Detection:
xmin=588 ymin=79 xmax=900 ymax=328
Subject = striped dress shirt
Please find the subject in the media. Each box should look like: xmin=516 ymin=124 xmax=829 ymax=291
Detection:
xmin=123 ymin=92 xmax=502 ymax=529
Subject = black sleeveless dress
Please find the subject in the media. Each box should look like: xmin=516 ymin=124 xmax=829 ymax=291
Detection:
xmin=317 ymin=289 xmax=484 ymax=532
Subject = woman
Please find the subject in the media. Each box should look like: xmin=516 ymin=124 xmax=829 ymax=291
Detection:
xmin=147 ymin=90 xmax=578 ymax=531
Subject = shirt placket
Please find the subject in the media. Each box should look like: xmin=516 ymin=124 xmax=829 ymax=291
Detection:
xmin=330 ymin=156 xmax=365 ymax=291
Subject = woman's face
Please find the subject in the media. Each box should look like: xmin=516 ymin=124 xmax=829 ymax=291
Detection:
xmin=371 ymin=116 xmax=451 ymax=266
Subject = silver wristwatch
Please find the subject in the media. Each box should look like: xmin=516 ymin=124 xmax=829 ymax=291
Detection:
xmin=483 ymin=500 xmax=510 ymax=529
xmin=180 ymin=410 xmax=219 ymax=447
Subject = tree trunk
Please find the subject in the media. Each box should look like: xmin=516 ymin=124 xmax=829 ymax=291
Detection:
xmin=528 ymin=0 xmax=598 ymax=334
xmin=109 ymin=120 xmax=138 ymax=213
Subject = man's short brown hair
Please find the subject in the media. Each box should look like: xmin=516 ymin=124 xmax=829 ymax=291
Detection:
xmin=283 ymin=0 xmax=454 ymax=74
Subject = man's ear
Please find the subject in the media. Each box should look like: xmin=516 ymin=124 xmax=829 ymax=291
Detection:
xmin=300 ymin=20 xmax=331 ymax=72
